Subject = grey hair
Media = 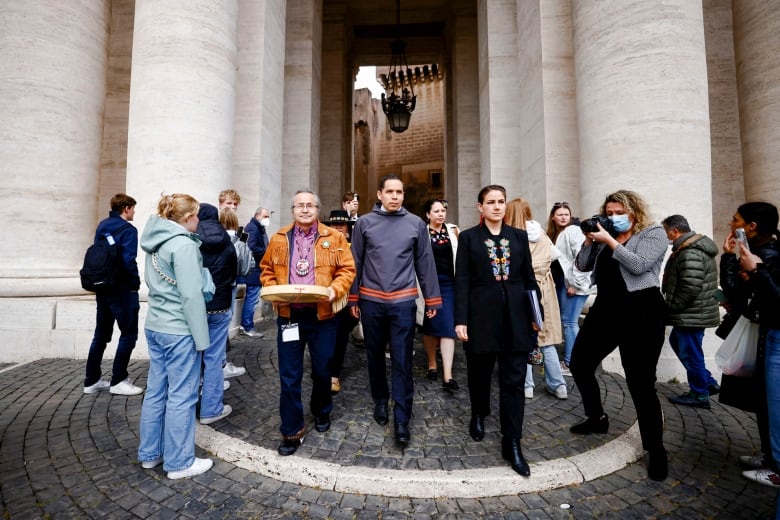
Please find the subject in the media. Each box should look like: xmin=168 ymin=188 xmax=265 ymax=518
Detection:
xmin=290 ymin=190 xmax=321 ymax=209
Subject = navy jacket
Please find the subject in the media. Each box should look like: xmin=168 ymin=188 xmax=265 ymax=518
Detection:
xmin=94 ymin=211 xmax=140 ymax=291
xmin=197 ymin=204 xmax=237 ymax=312
xmin=240 ymin=217 xmax=267 ymax=287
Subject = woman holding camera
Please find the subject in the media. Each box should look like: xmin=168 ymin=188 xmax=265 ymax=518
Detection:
xmin=569 ymin=190 xmax=669 ymax=481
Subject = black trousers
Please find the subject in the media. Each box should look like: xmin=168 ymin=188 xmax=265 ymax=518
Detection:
xmin=466 ymin=350 xmax=528 ymax=439
xmin=570 ymin=288 xmax=666 ymax=452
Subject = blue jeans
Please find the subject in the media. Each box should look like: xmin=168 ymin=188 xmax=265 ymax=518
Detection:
xmin=201 ymin=310 xmax=232 ymax=418
xmin=85 ymin=290 xmax=139 ymax=386
xmin=525 ymin=344 xmax=566 ymax=392
xmin=276 ymin=308 xmax=337 ymax=437
xmin=765 ymin=329 xmax=780 ymax=472
xmin=669 ymin=326 xmax=718 ymax=396
xmin=359 ymin=299 xmax=417 ymax=424
xmin=241 ymin=285 xmax=261 ymax=331
xmin=557 ymin=287 xmax=587 ymax=366
xmin=138 ymin=330 xmax=202 ymax=472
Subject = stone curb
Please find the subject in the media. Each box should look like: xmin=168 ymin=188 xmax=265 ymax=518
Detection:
xmin=196 ymin=421 xmax=642 ymax=498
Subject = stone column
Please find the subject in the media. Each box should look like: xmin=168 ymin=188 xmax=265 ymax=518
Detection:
xmin=477 ymin=0 xmax=523 ymax=193
xmin=572 ymin=1 xmax=712 ymax=230
xmin=126 ymin=0 xmax=239 ymax=222
xmin=232 ymin=0 xmax=286 ymax=226
xmin=703 ymin=0 xmax=744 ymax=244
xmin=449 ymin=7 xmax=481 ymax=228
xmin=732 ymin=2 xmax=780 ymax=203
xmin=319 ymin=14 xmax=350 ymax=210
xmin=538 ymin=0 xmax=581 ymax=219
xmin=0 ymin=1 xmax=110 ymax=296
xmin=282 ymin=0 xmax=323 ymax=203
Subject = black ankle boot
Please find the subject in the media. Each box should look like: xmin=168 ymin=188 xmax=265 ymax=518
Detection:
xmin=570 ymin=414 xmax=609 ymax=434
xmin=648 ymin=449 xmax=668 ymax=481
xmin=469 ymin=415 xmax=484 ymax=442
xmin=501 ymin=437 xmax=530 ymax=477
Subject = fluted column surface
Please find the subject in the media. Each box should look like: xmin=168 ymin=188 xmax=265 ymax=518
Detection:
xmin=573 ymin=1 xmax=712 ymax=229
xmin=0 ymin=0 xmax=109 ymax=296
xmin=126 ymin=0 xmax=238 ymax=222
xmin=732 ymin=1 xmax=780 ymax=203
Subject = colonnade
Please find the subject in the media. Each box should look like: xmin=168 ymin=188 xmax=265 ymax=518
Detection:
xmin=0 ymin=0 xmax=778 ymax=369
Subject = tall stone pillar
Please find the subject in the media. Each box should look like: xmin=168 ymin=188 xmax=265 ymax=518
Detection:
xmin=126 ymin=0 xmax=239 ymax=221
xmin=319 ymin=13 xmax=350 ymax=210
xmin=732 ymin=2 xmax=780 ymax=203
xmin=477 ymin=0 xmax=523 ymax=193
xmin=572 ymin=1 xmax=713 ymax=230
xmin=232 ymin=0 xmax=286 ymax=226
xmin=449 ymin=7 xmax=481 ymax=228
xmin=282 ymin=0 xmax=323 ymax=203
xmin=0 ymin=1 xmax=110 ymax=296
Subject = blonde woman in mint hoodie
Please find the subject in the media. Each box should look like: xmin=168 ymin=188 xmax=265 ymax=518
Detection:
xmin=138 ymin=194 xmax=212 ymax=480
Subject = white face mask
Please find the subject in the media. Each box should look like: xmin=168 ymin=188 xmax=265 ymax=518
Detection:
xmin=260 ymin=217 xmax=270 ymax=227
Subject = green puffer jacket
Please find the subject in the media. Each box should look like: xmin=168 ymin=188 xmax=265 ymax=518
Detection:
xmin=662 ymin=231 xmax=721 ymax=327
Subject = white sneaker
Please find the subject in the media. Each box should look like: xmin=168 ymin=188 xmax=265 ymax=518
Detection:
xmin=240 ymin=328 xmax=264 ymax=338
xmin=84 ymin=379 xmax=110 ymax=394
xmin=223 ymin=362 xmax=246 ymax=379
xmin=167 ymin=457 xmax=213 ymax=480
xmin=223 ymin=380 xmax=230 ymax=391
xmin=140 ymin=457 xmax=163 ymax=469
xmin=739 ymin=454 xmax=766 ymax=469
xmin=200 ymin=404 xmax=232 ymax=425
xmin=560 ymin=362 xmax=572 ymax=377
xmin=548 ymin=385 xmax=568 ymax=399
xmin=109 ymin=379 xmax=144 ymax=396
xmin=742 ymin=468 xmax=780 ymax=488
xmin=524 ymin=387 xmax=534 ymax=399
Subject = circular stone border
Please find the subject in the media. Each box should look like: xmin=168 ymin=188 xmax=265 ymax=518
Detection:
xmin=196 ymin=422 xmax=643 ymax=498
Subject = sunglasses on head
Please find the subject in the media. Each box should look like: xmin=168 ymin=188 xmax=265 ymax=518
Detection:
xmin=552 ymin=201 xmax=570 ymax=208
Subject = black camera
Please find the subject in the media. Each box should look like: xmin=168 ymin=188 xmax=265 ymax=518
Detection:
xmin=580 ymin=215 xmax=615 ymax=236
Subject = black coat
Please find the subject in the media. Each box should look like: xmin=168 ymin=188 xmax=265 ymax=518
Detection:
xmin=454 ymin=223 xmax=540 ymax=354
xmin=197 ymin=204 xmax=238 ymax=312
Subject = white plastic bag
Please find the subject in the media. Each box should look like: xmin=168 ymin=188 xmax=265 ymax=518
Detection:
xmin=715 ymin=315 xmax=759 ymax=376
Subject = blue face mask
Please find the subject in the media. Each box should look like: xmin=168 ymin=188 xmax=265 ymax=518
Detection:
xmin=609 ymin=214 xmax=631 ymax=233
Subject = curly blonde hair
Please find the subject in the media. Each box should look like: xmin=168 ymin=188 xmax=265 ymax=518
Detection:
xmin=600 ymin=190 xmax=652 ymax=232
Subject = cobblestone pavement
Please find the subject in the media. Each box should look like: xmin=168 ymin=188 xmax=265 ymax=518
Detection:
xmin=0 ymin=318 xmax=776 ymax=519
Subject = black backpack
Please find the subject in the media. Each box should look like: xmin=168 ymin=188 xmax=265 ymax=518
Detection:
xmin=80 ymin=226 xmax=130 ymax=292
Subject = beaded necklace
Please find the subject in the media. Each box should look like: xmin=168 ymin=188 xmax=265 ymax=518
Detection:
xmin=294 ymin=226 xmax=314 ymax=276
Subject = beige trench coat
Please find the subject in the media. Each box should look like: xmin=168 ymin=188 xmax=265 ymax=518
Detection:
xmin=529 ymin=236 xmax=563 ymax=346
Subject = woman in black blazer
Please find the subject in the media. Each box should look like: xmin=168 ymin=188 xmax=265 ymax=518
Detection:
xmin=455 ymin=185 xmax=541 ymax=477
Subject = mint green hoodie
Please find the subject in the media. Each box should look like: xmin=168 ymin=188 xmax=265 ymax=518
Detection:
xmin=140 ymin=215 xmax=210 ymax=350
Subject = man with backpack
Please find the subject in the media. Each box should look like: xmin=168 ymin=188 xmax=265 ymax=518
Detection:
xmin=82 ymin=193 xmax=144 ymax=396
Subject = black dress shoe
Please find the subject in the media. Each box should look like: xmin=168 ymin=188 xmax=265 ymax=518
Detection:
xmin=394 ymin=421 xmax=410 ymax=444
xmin=442 ymin=379 xmax=459 ymax=391
xmin=426 ymin=368 xmax=438 ymax=381
xmin=315 ymin=414 xmax=330 ymax=433
xmin=469 ymin=415 xmax=484 ymax=441
xmin=570 ymin=414 xmax=609 ymax=434
xmin=277 ymin=437 xmax=303 ymax=456
xmin=501 ymin=437 xmax=530 ymax=477
xmin=373 ymin=403 xmax=389 ymax=426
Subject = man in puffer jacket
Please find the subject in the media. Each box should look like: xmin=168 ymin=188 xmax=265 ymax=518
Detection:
xmin=662 ymin=214 xmax=722 ymax=408
xmin=197 ymin=203 xmax=237 ymax=425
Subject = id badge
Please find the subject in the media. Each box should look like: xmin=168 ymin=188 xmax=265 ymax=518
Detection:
xmin=281 ymin=323 xmax=300 ymax=342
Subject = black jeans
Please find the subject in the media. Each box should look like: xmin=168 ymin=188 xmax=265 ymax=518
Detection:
xmin=570 ymin=288 xmax=666 ymax=452
xmin=85 ymin=290 xmax=139 ymax=386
